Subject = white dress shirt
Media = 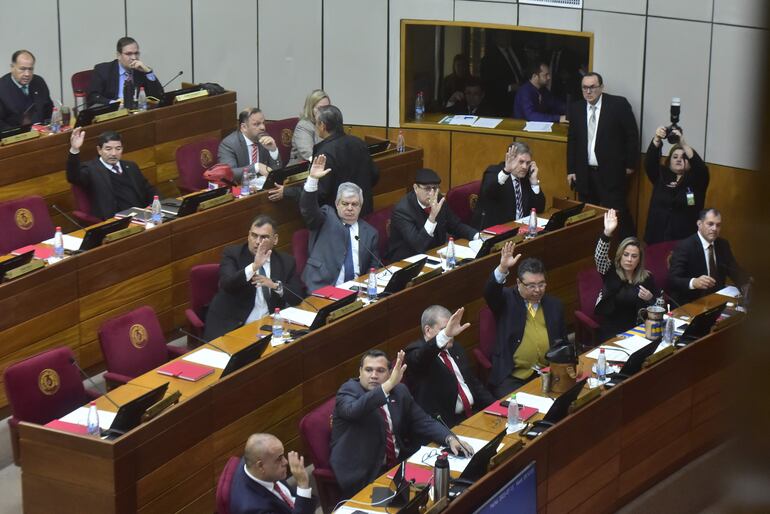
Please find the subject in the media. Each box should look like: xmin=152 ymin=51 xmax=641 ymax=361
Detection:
xmin=243 ymin=464 xmax=312 ymax=501
xmin=100 ymin=157 xmax=123 ymax=174
xmin=496 ymin=170 xmax=541 ymax=194
xmin=242 ymin=133 xmax=280 ymax=190
xmin=586 ymin=94 xmax=603 ymax=166
xmin=435 ymin=329 xmax=475 ymax=413
xmin=244 ymin=259 xmax=271 ymax=323
xmin=689 ymin=231 xmax=717 ymax=289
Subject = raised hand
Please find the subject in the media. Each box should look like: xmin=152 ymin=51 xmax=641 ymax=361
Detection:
xmin=70 ymin=127 xmax=85 ymax=152
xmin=528 ymin=161 xmax=539 ymax=185
xmin=444 ymin=307 xmax=471 ymax=338
xmin=498 ymin=241 xmax=522 ymax=274
xmin=309 ymin=154 xmax=331 ymax=179
xmin=258 ymin=133 xmax=277 ymax=151
xmin=603 ymin=209 xmax=618 ymax=237
xmin=252 ymin=237 xmax=272 ymax=270
xmin=287 ymin=451 xmax=309 ymax=489
xmin=428 ymin=196 xmax=445 ymax=222
xmin=383 ymin=350 xmax=407 ymax=394
xmin=503 ymin=145 xmax=516 ymax=173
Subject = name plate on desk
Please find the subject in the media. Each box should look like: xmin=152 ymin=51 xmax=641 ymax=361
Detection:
xmin=489 ymin=439 xmax=523 ymax=470
xmin=142 ymin=390 xmax=181 ymax=422
xmin=568 ymin=387 xmax=600 ymax=414
xmin=565 ymin=209 xmax=596 ymax=226
xmin=94 ymin=108 xmax=129 ymax=123
xmin=492 ymin=233 xmax=525 ymax=253
xmin=174 ymin=90 xmax=209 ymax=103
xmin=284 ymin=171 xmax=310 ymax=185
xmin=1 ymin=130 xmax=40 ymax=146
xmin=3 ymin=259 xmax=45 ymax=281
xmin=103 ymin=224 xmax=144 ymax=243
xmin=326 ymin=299 xmax=363 ymax=324
xmin=643 ymin=345 xmax=675 ymax=368
xmin=199 ymin=192 xmax=234 ymax=211
xmin=408 ymin=267 xmax=443 ymax=287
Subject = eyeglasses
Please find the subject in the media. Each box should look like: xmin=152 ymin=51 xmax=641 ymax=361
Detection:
xmin=520 ymin=281 xmax=547 ymax=292
xmin=417 ymin=185 xmax=440 ymax=193
xmin=581 ymin=85 xmax=600 ymax=92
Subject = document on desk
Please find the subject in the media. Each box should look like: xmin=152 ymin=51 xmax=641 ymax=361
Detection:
xmin=515 ymin=392 xmax=555 ymax=414
xmin=473 ymin=117 xmax=503 ymax=129
xmin=438 ymin=243 xmax=477 ymax=260
xmin=514 ymin=215 xmax=549 ymax=228
xmin=716 ymin=285 xmax=741 ymax=298
xmin=403 ymin=253 xmax=442 ymax=269
xmin=60 ymin=406 xmax=117 ymax=430
xmin=375 ymin=265 xmax=403 ymax=287
xmin=586 ymin=347 xmax=630 ymax=363
xmin=523 ymin=121 xmax=553 ymax=132
xmin=42 ymin=234 xmax=83 ymax=251
xmin=183 ymin=348 xmax=231 ymax=369
xmin=407 ymin=436 xmax=490 ymax=472
xmin=613 ymin=334 xmax=653 ymax=353
xmin=449 ymin=115 xmax=479 ymax=126
xmin=278 ymin=307 xmax=317 ymax=327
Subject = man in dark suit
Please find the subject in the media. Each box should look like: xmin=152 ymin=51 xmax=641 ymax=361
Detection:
xmin=87 ymin=36 xmax=164 ymax=107
xmin=312 ymin=105 xmax=379 ymax=216
xmin=387 ymin=168 xmax=478 ymax=261
xmin=484 ymin=242 xmax=569 ymax=397
xmin=0 ymin=50 xmax=53 ymax=129
xmin=218 ymin=107 xmax=282 ymax=186
xmin=472 ymin=141 xmax=546 ymax=229
xmin=229 ymin=432 xmax=316 ymax=514
xmin=668 ymin=208 xmax=751 ymax=306
xmin=566 ymin=72 xmax=639 ymax=239
xmin=203 ymin=215 xmax=304 ymax=341
xmin=299 ymin=155 xmax=379 ymax=293
xmin=66 ymin=127 xmax=157 ymax=220
xmin=445 ymin=77 xmax=495 ymax=117
xmin=405 ymin=306 xmax=495 ymax=428
xmin=330 ymin=349 xmax=473 ymax=498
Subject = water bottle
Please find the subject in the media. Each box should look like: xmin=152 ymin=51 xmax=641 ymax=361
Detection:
xmin=433 ymin=451 xmax=450 ymax=501
xmin=415 ymin=91 xmax=425 ymax=121
xmin=596 ymin=348 xmax=607 ymax=381
xmin=53 ymin=226 xmax=64 ymax=260
xmin=272 ymin=307 xmax=284 ymax=341
xmin=240 ymin=168 xmax=252 ymax=197
xmin=367 ymin=268 xmax=378 ymax=301
xmin=50 ymin=107 xmax=61 ymax=134
xmin=137 ymin=87 xmax=147 ymax=111
xmin=526 ymin=208 xmax=537 ymax=239
xmin=445 ymin=237 xmax=456 ymax=270
xmin=396 ymin=130 xmax=405 ymax=153
xmin=150 ymin=195 xmax=162 ymax=225
xmin=663 ymin=316 xmax=675 ymax=346
xmin=86 ymin=401 xmax=100 ymax=436
xmin=507 ymin=393 xmax=520 ymax=428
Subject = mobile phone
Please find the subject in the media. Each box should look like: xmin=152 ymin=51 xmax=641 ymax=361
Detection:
xmin=499 ymin=399 xmax=510 ymax=408
xmin=426 ymin=257 xmax=441 ymax=266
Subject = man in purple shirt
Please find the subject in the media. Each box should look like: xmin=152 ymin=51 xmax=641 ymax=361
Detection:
xmin=513 ymin=62 xmax=567 ymax=123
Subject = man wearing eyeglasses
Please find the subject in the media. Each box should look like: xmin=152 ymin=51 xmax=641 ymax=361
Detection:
xmin=386 ymin=168 xmax=478 ymax=261
xmin=567 ymin=72 xmax=639 ymax=239
xmin=484 ymin=242 xmax=568 ymax=397
xmin=87 ymin=36 xmax=164 ymax=107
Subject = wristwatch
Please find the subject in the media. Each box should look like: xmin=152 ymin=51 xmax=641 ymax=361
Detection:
xmin=274 ymin=280 xmax=284 ymax=296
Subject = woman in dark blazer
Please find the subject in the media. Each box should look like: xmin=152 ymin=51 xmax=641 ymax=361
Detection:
xmin=644 ymin=126 xmax=709 ymax=244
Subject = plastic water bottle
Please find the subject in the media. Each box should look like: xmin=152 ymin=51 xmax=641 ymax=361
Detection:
xmin=137 ymin=87 xmax=147 ymax=111
xmin=396 ymin=130 xmax=405 ymax=153
xmin=272 ymin=308 xmax=284 ymax=341
xmin=86 ymin=402 xmax=100 ymax=436
xmin=415 ymin=91 xmax=425 ymax=121
xmin=150 ymin=195 xmax=162 ymax=225
xmin=596 ymin=348 xmax=607 ymax=381
xmin=50 ymin=107 xmax=61 ymax=134
xmin=445 ymin=237 xmax=456 ymax=270
xmin=53 ymin=226 xmax=64 ymax=259
xmin=507 ymin=393 xmax=520 ymax=428
xmin=433 ymin=451 xmax=450 ymax=501
xmin=526 ymin=208 xmax=537 ymax=239
xmin=367 ymin=268 xmax=378 ymax=301
xmin=240 ymin=168 xmax=252 ymax=197
xmin=663 ymin=316 xmax=675 ymax=346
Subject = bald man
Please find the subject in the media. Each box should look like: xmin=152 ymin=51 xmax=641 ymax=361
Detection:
xmin=229 ymin=433 xmax=317 ymax=514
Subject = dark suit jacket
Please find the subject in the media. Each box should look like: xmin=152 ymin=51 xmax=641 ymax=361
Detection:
xmin=484 ymin=272 xmax=568 ymax=387
xmin=203 ymin=244 xmax=304 ymax=341
xmin=667 ymin=233 xmax=749 ymax=306
xmin=217 ymin=130 xmax=282 ymax=183
xmin=229 ymin=458 xmax=316 ymax=514
xmin=0 ymin=73 xmax=53 ymax=129
xmin=566 ymin=93 xmax=639 ymax=207
xmin=87 ymin=60 xmax=164 ymax=106
xmin=471 ymin=163 xmax=546 ymax=229
xmin=386 ymin=190 xmax=477 ymax=261
xmin=65 ymin=151 xmax=157 ymax=220
xmin=300 ymin=188 xmax=379 ymax=292
xmin=404 ymin=336 xmax=495 ymax=427
xmin=330 ymin=380 xmax=451 ymax=497
xmin=312 ymin=133 xmax=379 ymax=216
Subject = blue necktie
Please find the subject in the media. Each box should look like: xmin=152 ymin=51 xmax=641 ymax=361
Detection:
xmin=21 ymin=85 xmax=29 ymax=96
xmin=343 ymin=224 xmax=355 ymax=281
xmin=258 ymin=265 xmax=270 ymax=301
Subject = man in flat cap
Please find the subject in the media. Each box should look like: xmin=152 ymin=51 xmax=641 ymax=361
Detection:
xmin=386 ymin=168 xmax=479 ymax=261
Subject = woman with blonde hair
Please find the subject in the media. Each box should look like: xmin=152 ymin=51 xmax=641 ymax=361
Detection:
xmin=288 ymin=89 xmax=330 ymax=164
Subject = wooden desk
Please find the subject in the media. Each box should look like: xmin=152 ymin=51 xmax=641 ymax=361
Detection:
xmin=405 ymin=112 xmax=569 ymax=143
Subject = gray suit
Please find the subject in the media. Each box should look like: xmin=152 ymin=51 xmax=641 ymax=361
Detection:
xmin=217 ymin=130 xmax=282 ymax=182
xmin=299 ymin=188 xmax=379 ymax=292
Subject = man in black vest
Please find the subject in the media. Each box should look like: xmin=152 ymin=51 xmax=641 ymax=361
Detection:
xmin=0 ymin=50 xmax=53 ymax=129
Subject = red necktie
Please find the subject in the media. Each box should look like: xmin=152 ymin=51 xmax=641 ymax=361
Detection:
xmin=424 ymin=206 xmax=431 ymax=215
xmin=439 ymin=351 xmax=473 ymax=418
xmin=250 ymin=142 xmax=259 ymax=165
xmin=379 ymin=406 xmax=397 ymax=467
xmin=273 ymin=482 xmax=294 ymax=509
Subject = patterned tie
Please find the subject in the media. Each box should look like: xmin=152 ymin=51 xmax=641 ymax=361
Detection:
xmin=439 ymin=351 xmax=473 ymax=418
xmin=343 ymin=224 xmax=355 ymax=281
xmin=379 ymin=406 xmax=397 ymax=467
xmin=528 ymin=302 xmax=537 ymax=319
xmin=587 ymin=105 xmax=597 ymax=157
xmin=21 ymin=85 xmax=29 ymax=96
xmin=707 ymin=244 xmax=717 ymax=279
xmin=513 ymin=177 xmax=523 ymax=220
xmin=273 ymin=483 xmax=294 ymax=509
xmin=111 ymin=164 xmax=122 ymax=175
xmin=258 ymin=265 xmax=270 ymax=303
xmin=250 ymin=142 xmax=259 ymax=165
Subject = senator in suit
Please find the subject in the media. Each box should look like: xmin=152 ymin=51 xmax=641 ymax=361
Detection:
xmin=484 ymin=245 xmax=569 ymax=398
xmin=472 ymin=141 xmax=546 ymax=229
xmin=299 ymin=156 xmax=379 ymax=293
xmin=66 ymin=127 xmax=157 ymax=220
xmin=218 ymin=107 xmax=282 ymax=186
xmin=668 ymin=208 xmax=750 ymax=306
xmin=405 ymin=306 xmax=495 ymax=428
xmin=203 ymin=215 xmax=303 ymax=341
xmin=87 ymin=37 xmax=164 ymax=107
xmin=387 ymin=168 xmax=478 ymax=262
xmin=567 ymin=72 xmax=639 ymax=239
xmin=229 ymin=433 xmax=316 ymax=514
xmin=0 ymin=50 xmax=53 ymax=129
xmin=330 ymin=350 xmax=472 ymax=498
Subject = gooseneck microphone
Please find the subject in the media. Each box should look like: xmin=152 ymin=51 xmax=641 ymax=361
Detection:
xmin=51 ymin=204 xmax=85 ymax=231
xmin=69 ymin=357 xmax=120 ymax=410
xmin=161 ymin=70 xmax=184 ymax=90
xmin=354 ymin=235 xmax=393 ymax=277
xmin=435 ymin=414 xmax=473 ymax=457
xmin=177 ymin=328 xmax=231 ymax=356
xmin=279 ymin=282 xmax=319 ymax=312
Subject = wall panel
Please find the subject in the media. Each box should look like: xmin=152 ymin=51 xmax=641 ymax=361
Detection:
xmin=714 ymin=0 xmax=768 ymax=28
xmin=648 ymin=0 xmax=713 ymax=23
xmin=454 ymin=1 xmax=518 ymax=25
xmin=518 ymin=5 xmax=582 ymax=31
xmin=584 ymin=0 xmax=646 ymax=16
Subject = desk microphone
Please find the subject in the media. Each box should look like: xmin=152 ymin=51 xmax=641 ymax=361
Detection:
xmin=68 ymin=357 xmax=121 ymax=410
xmin=435 ymin=414 xmax=473 ymax=457
xmin=161 ymin=70 xmax=184 ymax=90
xmin=51 ymin=204 xmax=85 ymax=231
xmin=280 ymin=283 xmax=319 ymax=312
xmin=177 ymin=328 xmax=231 ymax=356
xmin=354 ymin=235 xmax=392 ymax=277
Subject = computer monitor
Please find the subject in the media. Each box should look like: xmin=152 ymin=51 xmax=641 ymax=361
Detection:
xmin=540 ymin=203 xmax=585 ymax=234
xmin=158 ymin=85 xmax=203 ymax=107
xmin=475 ymin=227 xmax=520 ymax=259
xmin=604 ymin=340 xmax=660 ymax=387
xmin=79 ymin=217 xmax=132 ymax=251
xmin=220 ymin=335 xmax=273 ymax=378
xmin=0 ymin=123 xmax=32 ymax=139
xmin=455 ymin=427 xmax=508 ymax=483
xmin=263 ymin=161 xmax=310 ymax=190
xmin=103 ymin=382 xmax=170 ymax=439
xmin=0 ymin=250 xmax=35 ymax=282
xmin=397 ymin=483 xmax=430 ymax=514
xmin=308 ymin=293 xmax=359 ymax=330
xmin=380 ymin=257 xmax=428 ymax=297
xmin=472 ymin=461 xmax=537 ymax=514
xmin=74 ymin=102 xmax=121 ymax=128
xmin=676 ymin=303 xmax=727 ymax=345
xmin=367 ymin=140 xmax=390 ymax=155
xmin=523 ymin=378 xmax=587 ymax=439
xmin=163 ymin=187 xmax=230 ymax=218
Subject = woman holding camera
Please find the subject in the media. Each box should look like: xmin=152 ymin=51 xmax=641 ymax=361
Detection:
xmin=644 ymin=126 xmax=710 ymax=244
xmin=594 ymin=209 xmax=656 ymax=342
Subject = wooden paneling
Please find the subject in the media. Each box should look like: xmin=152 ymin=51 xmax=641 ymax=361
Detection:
xmin=387 ymin=128 xmax=450 ymax=186
xmin=516 ymin=137 xmax=570 ymax=209
xmin=450 ymin=131 xmax=512 ymax=188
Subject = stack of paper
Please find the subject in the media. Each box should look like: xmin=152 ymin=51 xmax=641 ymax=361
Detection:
xmin=59 ymin=406 xmax=117 ymax=430
xmin=438 ymin=244 xmax=478 ymax=260
xmin=473 ymin=117 xmax=503 ymax=128
xmin=523 ymin=121 xmax=553 ymax=132
xmin=406 ymin=436 xmax=490 ymax=472
xmin=183 ymin=348 xmax=230 ymax=369
xmin=514 ymin=216 xmax=549 ymax=228
xmin=42 ymin=234 xmax=83 ymax=251
xmin=586 ymin=346 xmax=631 ymax=363
xmin=514 ymin=392 xmax=555 ymax=414
xmin=278 ymin=307 xmax=317 ymax=327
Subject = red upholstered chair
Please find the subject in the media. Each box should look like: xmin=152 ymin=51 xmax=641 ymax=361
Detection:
xmin=70 ymin=183 xmax=102 ymax=226
xmin=445 ymin=180 xmax=481 ymax=225
xmin=98 ymin=306 xmax=187 ymax=387
xmin=216 ymin=455 xmax=240 ymax=514
xmin=292 ymin=228 xmax=309 ymax=281
xmin=0 ymin=195 xmax=55 ymax=254
xmin=175 ymin=137 xmax=220 ymax=194
xmin=265 ymin=117 xmax=299 ymax=164
xmin=574 ymin=268 xmax=604 ymax=349
xmin=3 ymin=347 xmax=99 ymax=465
xmin=185 ymin=263 xmax=220 ymax=339
xmin=473 ymin=306 xmax=497 ymax=384
xmin=299 ymin=396 xmax=341 ymax=513
xmin=71 ymin=69 xmax=93 ymax=109
xmin=363 ymin=205 xmax=393 ymax=262
xmin=646 ymin=239 xmax=680 ymax=296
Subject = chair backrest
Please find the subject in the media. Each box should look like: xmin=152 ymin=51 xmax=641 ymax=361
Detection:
xmin=70 ymin=183 xmax=101 ymax=226
xmin=216 ymin=455 xmax=240 ymax=514
xmin=646 ymin=239 xmax=680 ymax=295
xmin=363 ymin=205 xmax=394 ymax=260
xmin=477 ymin=305 xmax=497 ymax=360
xmin=445 ymin=180 xmax=481 ymax=226
xmin=4 ymin=347 xmax=87 ymax=425
xmin=576 ymin=267 xmax=603 ymax=316
xmin=189 ymin=263 xmax=221 ymax=319
xmin=292 ymin=228 xmax=310 ymax=281
xmin=71 ymin=69 xmax=93 ymax=104
xmin=98 ymin=306 xmax=169 ymax=379
xmin=175 ymin=137 xmax=220 ymax=193
xmin=0 ymin=195 xmax=55 ymax=254
xmin=265 ymin=117 xmax=300 ymax=164
xmin=298 ymin=396 xmax=336 ymax=470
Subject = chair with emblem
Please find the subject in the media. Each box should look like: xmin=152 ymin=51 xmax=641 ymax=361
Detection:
xmin=362 ymin=205 xmax=393 ymax=263
xmin=299 ymin=396 xmax=341 ymax=513
xmin=216 ymin=455 xmax=241 ymax=514
xmin=185 ymin=263 xmax=220 ymax=340
xmin=98 ymin=306 xmax=188 ymax=388
xmin=175 ymin=137 xmax=221 ymax=194
xmin=0 ymin=195 xmax=56 ymax=254
xmin=265 ymin=117 xmax=299 ymax=165
xmin=445 ymin=180 xmax=481 ymax=225
xmin=70 ymin=183 xmax=102 ymax=226
xmin=3 ymin=347 xmax=100 ymax=465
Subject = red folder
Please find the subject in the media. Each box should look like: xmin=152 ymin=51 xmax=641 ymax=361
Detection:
xmin=483 ymin=400 xmax=538 ymax=420
xmin=311 ymin=285 xmax=357 ymax=301
xmin=386 ymin=462 xmax=433 ymax=484
xmin=12 ymin=244 xmax=54 ymax=260
xmin=157 ymin=360 xmax=215 ymax=381
xmin=482 ymin=224 xmax=512 ymax=235
xmin=45 ymin=419 xmax=89 ymax=434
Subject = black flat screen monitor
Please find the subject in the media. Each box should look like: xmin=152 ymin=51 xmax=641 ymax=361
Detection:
xmin=368 ymin=141 xmax=390 ymax=155
xmin=540 ymin=203 xmax=585 ymax=234
xmin=158 ymin=85 xmax=203 ymax=107
xmin=104 ymin=382 xmax=169 ymax=438
xmin=475 ymin=227 xmax=520 ymax=259
xmin=455 ymin=427 xmax=507 ymax=482
xmin=397 ymin=484 xmax=430 ymax=514
xmin=74 ymin=102 xmax=121 ymax=128
xmin=473 ymin=461 xmax=537 ymax=514
xmin=617 ymin=339 xmax=660 ymax=377
xmin=264 ymin=161 xmax=310 ymax=190
xmin=677 ymin=303 xmax=727 ymax=345
xmin=220 ymin=335 xmax=272 ymax=378
xmin=381 ymin=258 xmax=428 ymax=296
xmin=309 ymin=293 xmax=358 ymax=330
xmin=79 ymin=217 xmax=132 ymax=251
xmin=0 ymin=124 xmax=32 ymax=139
xmin=0 ymin=250 xmax=35 ymax=281
xmin=164 ymin=187 xmax=229 ymax=218
xmin=542 ymin=378 xmax=587 ymax=424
